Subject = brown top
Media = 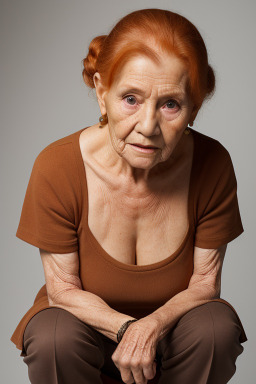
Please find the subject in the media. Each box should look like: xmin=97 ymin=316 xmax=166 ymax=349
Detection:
xmin=10 ymin=127 xmax=247 ymax=355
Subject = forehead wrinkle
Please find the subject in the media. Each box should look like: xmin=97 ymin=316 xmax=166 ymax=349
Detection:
xmin=120 ymin=76 xmax=187 ymax=97
xmin=125 ymin=72 xmax=185 ymax=83
xmin=122 ymin=70 xmax=188 ymax=88
xmin=125 ymin=62 xmax=187 ymax=77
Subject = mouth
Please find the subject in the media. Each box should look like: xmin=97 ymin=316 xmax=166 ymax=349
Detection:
xmin=129 ymin=143 xmax=158 ymax=154
xmin=131 ymin=143 xmax=158 ymax=149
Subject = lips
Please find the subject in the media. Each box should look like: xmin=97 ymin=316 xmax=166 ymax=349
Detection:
xmin=131 ymin=143 xmax=158 ymax=149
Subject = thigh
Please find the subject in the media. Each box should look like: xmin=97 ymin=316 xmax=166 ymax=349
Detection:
xmin=98 ymin=332 xmax=123 ymax=381
xmin=23 ymin=308 xmax=63 ymax=384
xmin=23 ymin=307 xmax=123 ymax=382
xmin=23 ymin=307 xmax=106 ymax=358
xmin=156 ymin=302 xmax=244 ymax=359
xmin=23 ymin=307 xmax=61 ymax=356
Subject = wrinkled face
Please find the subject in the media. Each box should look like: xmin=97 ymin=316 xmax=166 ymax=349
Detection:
xmin=95 ymin=53 xmax=197 ymax=170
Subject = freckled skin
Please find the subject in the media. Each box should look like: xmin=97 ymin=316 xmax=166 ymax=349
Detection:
xmin=93 ymin=53 xmax=198 ymax=188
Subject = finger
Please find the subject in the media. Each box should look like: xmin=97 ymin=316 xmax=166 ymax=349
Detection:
xmin=119 ymin=366 xmax=136 ymax=384
xmin=142 ymin=360 xmax=157 ymax=380
xmin=118 ymin=359 xmax=156 ymax=383
xmin=130 ymin=365 xmax=147 ymax=384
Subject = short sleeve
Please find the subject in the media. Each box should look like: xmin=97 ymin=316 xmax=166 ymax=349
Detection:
xmin=194 ymin=151 xmax=244 ymax=249
xmin=16 ymin=145 xmax=80 ymax=253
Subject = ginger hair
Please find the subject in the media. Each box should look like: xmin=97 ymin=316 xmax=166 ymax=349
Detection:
xmin=82 ymin=8 xmax=216 ymax=120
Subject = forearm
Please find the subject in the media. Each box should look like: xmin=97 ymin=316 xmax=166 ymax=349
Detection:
xmin=49 ymin=289 xmax=136 ymax=343
xmin=149 ymin=284 xmax=219 ymax=340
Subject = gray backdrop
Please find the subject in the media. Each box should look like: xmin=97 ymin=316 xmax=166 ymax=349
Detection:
xmin=1 ymin=0 xmax=255 ymax=382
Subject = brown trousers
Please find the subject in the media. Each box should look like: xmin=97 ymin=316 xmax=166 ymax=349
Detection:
xmin=22 ymin=302 xmax=245 ymax=384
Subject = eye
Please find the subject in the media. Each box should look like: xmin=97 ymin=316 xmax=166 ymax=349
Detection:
xmin=124 ymin=95 xmax=137 ymax=105
xmin=164 ymin=100 xmax=179 ymax=109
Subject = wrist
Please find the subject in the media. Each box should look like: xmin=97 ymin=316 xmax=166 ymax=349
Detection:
xmin=117 ymin=319 xmax=138 ymax=343
xmin=114 ymin=314 xmax=137 ymax=343
xmin=147 ymin=312 xmax=166 ymax=339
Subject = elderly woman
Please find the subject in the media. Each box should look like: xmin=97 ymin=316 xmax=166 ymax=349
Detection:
xmin=11 ymin=8 xmax=247 ymax=384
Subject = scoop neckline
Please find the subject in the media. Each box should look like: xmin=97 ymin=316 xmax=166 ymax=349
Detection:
xmin=73 ymin=126 xmax=197 ymax=271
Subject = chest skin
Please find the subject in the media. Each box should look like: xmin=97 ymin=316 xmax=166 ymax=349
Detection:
xmin=79 ymin=125 xmax=194 ymax=266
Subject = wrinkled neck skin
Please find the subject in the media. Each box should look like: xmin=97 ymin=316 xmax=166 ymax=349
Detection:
xmin=96 ymin=121 xmax=193 ymax=198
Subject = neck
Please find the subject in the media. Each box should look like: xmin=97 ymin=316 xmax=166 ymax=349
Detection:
xmin=99 ymin=124 xmax=188 ymax=189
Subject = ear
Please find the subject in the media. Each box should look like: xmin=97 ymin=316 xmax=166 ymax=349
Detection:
xmin=189 ymin=104 xmax=199 ymax=125
xmin=93 ymin=72 xmax=108 ymax=115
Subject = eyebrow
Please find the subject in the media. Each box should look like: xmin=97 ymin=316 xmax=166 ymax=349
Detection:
xmin=119 ymin=85 xmax=186 ymax=99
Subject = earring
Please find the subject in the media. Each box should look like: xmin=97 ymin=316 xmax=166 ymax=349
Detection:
xmin=184 ymin=122 xmax=194 ymax=135
xmin=99 ymin=114 xmax=108 ymax=128
xmin=184 ymin=126 xmax=191 ymax=135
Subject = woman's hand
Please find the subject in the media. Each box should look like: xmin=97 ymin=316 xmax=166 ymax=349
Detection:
xmin=111 ymin=316 xmax=162 ymax=384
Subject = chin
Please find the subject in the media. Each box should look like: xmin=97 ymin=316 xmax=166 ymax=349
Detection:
xmin=126 ymin=156 xmax=158 ymax=169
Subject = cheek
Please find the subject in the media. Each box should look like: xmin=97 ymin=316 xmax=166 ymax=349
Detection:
xmin=162 ymin=105 xmax=190 ymax=123
xmin=116 ymin=103 xmax=139 ymax=126
xmin=108 ymin=114 xmax=132 ymax=141
xmin=107 ymin=100 xmax=130 ymax=125
xmin=160 ymin=111 xmax=190 ymax=138
xmin=161 ymin=127 xmax=185 ymax=150
xmin=119 ymin=106 xmax=186 ymax=126
xmin=109 ymin=108 xmax=137 ymax=136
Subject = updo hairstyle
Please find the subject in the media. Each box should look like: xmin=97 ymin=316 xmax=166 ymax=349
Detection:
xmin=82 ymin=8 xmax=216 ymax=126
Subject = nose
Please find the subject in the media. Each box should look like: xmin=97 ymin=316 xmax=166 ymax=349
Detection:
xmin=136 ymin=103 xmax=160 ymax=136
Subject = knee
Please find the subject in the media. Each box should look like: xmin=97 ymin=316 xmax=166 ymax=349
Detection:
xmin=24 ymin=307 xmax=105 ymax=369
xmin=186 ymin=303 xmax=243 ymax=352
xmin=182 ymin=302 xmax=244 ymax=358
xmin=23 ymin=308 xmax=61 ymax=366
xmin=54 ymin=308 xmax=105 ymax=369
xmin=162 ymin=302 xmax=244 ymax=360
xmin=205 ymin=302 xmax=244 ymax=358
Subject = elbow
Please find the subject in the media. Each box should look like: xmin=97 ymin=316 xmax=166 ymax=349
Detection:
xmin=48 ymin=291 xmax=63 ymax=307
xmin=189 ymin=281 xmax=221 ymax=300
xmin=48 ymin=297 xmax=56 ymax=307
xmin=48 ymin=285 xmax=82 ymax=307
xmin=189 ymin=274 xmax=221 ymax=300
